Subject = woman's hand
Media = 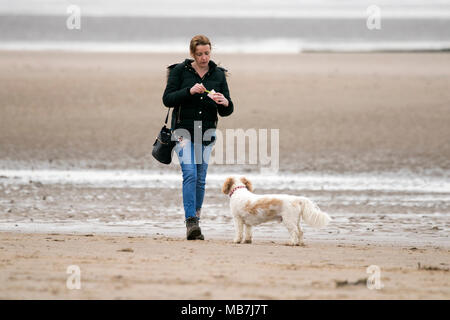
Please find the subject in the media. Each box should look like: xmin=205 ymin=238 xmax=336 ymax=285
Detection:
xmin=212 ymin=92 xmax=229 ymax=107
xmin=190 ymin=83 xmax=206 ymax=95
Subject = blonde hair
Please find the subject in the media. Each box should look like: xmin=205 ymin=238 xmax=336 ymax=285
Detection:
xmin=190 ymin=35 xmax=211 ymax=56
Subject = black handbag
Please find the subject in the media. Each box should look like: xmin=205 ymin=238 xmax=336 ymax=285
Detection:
xmin=152 ymin=107 xmax=176 ymax=164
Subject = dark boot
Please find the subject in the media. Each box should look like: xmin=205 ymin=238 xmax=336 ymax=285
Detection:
xmin=185 ymin=217 xmax=204 ymax=240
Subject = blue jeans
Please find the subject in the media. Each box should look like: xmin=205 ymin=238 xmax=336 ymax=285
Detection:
xmin=175 ymin=137 xmax=214 ymax=219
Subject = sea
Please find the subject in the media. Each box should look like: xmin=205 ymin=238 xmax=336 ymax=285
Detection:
xmin=0 ymin=0 xmax=450 ymax=53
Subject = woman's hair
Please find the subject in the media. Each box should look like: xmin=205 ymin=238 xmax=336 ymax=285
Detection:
xmin=190 ymin=35 xmax=211 ymax=56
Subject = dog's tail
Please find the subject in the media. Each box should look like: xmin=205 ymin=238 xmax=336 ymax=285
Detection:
xmin=297 ymin=197 xmax=331 ymax=228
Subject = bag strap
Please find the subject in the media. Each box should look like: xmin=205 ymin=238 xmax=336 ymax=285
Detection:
xmin=164 ymin=62 xmax=183 ymax=126
xmin=164 ymin=107 xmax=171 ymax=125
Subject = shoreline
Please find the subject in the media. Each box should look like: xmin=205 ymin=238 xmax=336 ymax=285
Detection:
xmin=1 ymin=46 xmax=450 ymax=54
xmin=1 ymin=168 xmax=448 ymax=249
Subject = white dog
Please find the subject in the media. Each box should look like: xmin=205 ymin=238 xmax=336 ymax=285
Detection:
xmin=222 ymin=176 xmax=331 ymax=246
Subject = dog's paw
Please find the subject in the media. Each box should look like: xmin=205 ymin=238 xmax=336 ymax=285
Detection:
xmin=243 ymin=239 xmax=252 ymax=244
xmin=233 ymin=238 xmax=242 ymax=244
xmin=286 ymin=242 xmax=305 ymax=247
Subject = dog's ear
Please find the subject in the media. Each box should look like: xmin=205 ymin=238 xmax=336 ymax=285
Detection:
xmin=240 ymin=177 xmax=253 ymax=192
xmin=222 ymin=177 xmax=235 ymax=195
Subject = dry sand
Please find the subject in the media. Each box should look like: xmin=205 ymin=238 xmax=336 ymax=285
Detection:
xmin=0 ymin=51 xmax=449 ymax=299
xmin=0 ymin=232 xmax=448 ymax=300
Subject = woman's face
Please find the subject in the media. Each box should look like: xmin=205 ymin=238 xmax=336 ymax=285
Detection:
xmin=192 ymin=44 xmax=211 ymax=67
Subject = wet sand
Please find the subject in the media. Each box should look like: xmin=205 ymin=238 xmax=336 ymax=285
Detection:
xmin=0 ymin=51 xmax=449 ymax=173
xmin=0 ymin=177 xmax=448 ymax=248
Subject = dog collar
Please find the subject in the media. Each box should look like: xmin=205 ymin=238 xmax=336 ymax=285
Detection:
xmin=229 ymin=186 xmax=247 ymax=198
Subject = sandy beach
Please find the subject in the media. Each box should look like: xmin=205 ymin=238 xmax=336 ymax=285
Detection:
xmin=0 ymin=232 xmax=448 ymax=300
xmin=0 ymin=51 xmax=449 ymax=173
xmin=0 ymin=51 xmax=449 ymax=299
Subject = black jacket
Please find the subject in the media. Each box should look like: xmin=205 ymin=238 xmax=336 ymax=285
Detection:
xmin=162 ymin=59 xmax=234 ymax=141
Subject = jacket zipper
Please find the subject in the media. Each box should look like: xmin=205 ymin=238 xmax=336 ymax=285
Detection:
xmin=179 ymin=65 xmax=211 ymax=125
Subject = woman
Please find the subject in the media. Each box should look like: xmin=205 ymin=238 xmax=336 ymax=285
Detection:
xmin=162 ymin=35 xmax=234 ymax=240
